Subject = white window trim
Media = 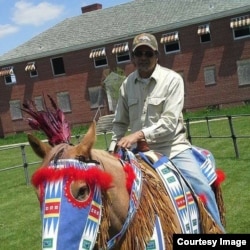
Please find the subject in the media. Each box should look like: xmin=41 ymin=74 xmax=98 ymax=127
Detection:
xmin=237 ymin=59 xmax=250 ymax=86
xmin=204 ymin=66 xmax=216 ymax=85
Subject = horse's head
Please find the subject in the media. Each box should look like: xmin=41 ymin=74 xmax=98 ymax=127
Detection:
xmin=26 ymin=96 xmax=192 ymax=249
xmin=29 ymin=122 xmax=117 ymax=249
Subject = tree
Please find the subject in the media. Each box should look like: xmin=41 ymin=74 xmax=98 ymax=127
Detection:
xmin=103 ymin=67 xmax=126 ymax=112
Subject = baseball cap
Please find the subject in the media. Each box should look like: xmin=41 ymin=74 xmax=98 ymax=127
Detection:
xmin=132 ymin=33 xmax=158 ymax=52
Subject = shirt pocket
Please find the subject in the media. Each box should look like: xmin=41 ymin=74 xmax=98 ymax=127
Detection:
xmin=128 ymin=98 xmax=138 ymax=121
xmin=147 ymin=97 xmax=165 ymax=120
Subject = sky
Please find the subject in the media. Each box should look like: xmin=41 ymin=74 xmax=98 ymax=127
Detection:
xmin=0 ymin=0 xmax=133 ymax=56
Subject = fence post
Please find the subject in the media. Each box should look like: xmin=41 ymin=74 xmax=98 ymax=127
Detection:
xmin=75 ymin=135 xmax=80 ymax=144
xmin=20 ymin=145 xmax=30 ymax=185
xmin=205 ymin=117 xmax=212 ymax=137
xmin=185 ymin=119 xmax=192 ymax=144
xmin=227 ymin=115 xmax=239 ymax=158
xmin=103 ymin=131 xmax=109 ymax=151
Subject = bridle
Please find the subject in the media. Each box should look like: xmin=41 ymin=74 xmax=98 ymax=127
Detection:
xmin=32 ymin=142 xmax=116 ymax=249
xmin=37 ymin=145 xmax=144 ymax=249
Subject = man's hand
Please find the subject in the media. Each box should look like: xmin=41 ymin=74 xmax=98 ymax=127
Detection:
xmin=117 ymin=131 xmax=144 ymax=149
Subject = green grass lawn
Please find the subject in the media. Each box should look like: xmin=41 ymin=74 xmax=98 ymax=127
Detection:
xmin=191 ymin=137 xmax=250 ymax=233
xmin=0 ymin=106 xmax=250 ymax=249
xmin=0 ymin=133 xmax=113 ymax=249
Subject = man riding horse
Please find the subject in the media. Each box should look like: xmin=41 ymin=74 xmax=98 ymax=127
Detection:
xmin=23 ymin=93 xmax=225 ymax=249
xmin=22 ymin=34 xmax=226 ymax=250
xmin=108 ymin=32 xmax=225 ymax=233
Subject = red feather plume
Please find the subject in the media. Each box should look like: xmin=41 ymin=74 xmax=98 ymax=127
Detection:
xmin=214 ymin=169 xmax=226 ymax=187
xmin=22 ymin=95 xmax=71 ymax=146
xmin=32 ymin=166 xmax=113 ymax=190
xmin=123 ymin=162 xmax=136 ymax=193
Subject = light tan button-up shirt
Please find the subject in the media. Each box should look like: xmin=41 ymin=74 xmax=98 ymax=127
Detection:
xmin=110 ymin=64 xmax=191 ymax=158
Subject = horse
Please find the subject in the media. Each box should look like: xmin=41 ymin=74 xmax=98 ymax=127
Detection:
xmin=23 ymin=96 xmax=225 ymax=250
xmin=27 ymin=122 xmax=226 ymax=250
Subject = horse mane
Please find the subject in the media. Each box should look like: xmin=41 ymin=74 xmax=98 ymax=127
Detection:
xmin=90 ymin=149 xmax=180 ymax=249
xmin=90 ymin=149 xmax=225 ymax=249
xmin=120 ymin=159 xmax=180 ymax=249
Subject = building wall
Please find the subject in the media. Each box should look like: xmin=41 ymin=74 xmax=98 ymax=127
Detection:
xmin=156 ymin=16 xmax=250 ymax=111
xmin=0 ymin=14 xmax=249 ymax=136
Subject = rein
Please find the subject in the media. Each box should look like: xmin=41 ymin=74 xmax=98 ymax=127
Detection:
xmin=32 ymin=147 xmax=143 ymax=249
xmin=106 ymin=150 xmax=143 ymax=249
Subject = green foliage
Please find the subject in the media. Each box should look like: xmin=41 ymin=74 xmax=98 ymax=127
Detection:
xmin=102 ymin=67 xmax=126 ymax=110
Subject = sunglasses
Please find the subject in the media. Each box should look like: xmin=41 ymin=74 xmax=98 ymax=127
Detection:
xmin=133 ymin=50 xmax=155 ymax=58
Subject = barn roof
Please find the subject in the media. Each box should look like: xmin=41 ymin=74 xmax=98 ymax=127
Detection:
xmin=0 ymin=0 xmax=249 ymax=65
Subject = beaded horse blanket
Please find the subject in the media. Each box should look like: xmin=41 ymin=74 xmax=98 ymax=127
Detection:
xmin=116 ymin=145 xmax=219 ymax=249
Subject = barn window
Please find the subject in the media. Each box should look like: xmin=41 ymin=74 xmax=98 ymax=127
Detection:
xmin=197 ymin=24 xmax=211 ymax=43
xmin=34 ymin=96 xmax=44 ymax=111
xmin=25 ymin=62 xmax=38 ymax=77
xmin=237 ymin=59 xmax=250 ymax=86
xmin=51 ymin=57 xmax=65 ymax=76
xmin=160 ymin=31 xmax=180 ymax=54
xmin=89 ymin=48 xmax=108 ymax=68
xmin=230 ymin=15 xmax=250 ymax=39
xmin=112 ymin=42 xmax=130 ymax=63
xmin=56 ymin=92 xmax=71 ymax=112
xmin=204 ymin=66 xmax=216 ymax=85
xmin=0 ymin=66 xmax=16 ymax=85
xmin=9 ymin=100 xmax=22 ymax=120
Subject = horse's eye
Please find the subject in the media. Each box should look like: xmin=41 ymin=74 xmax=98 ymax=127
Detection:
xmin=65 ymin=180 xmax=93 ymax=208
xmin=76 ymin=186 xmax=90 ymax=201
xmin=70 ymin=181 xmax=91 ymax=202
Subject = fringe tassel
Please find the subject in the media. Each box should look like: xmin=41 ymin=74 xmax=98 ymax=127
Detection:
xmin=196 ymin=196 xmax=225 ymax=234
xmin=119 ymin=161 xmax=181 ymax=250
xmin=96 ymin=159 xmax=226 ymax=249
xmin=212 ymin=183 xmax=226 ymax=228
xmin=97 ymin=191 xmax=112 ymax=248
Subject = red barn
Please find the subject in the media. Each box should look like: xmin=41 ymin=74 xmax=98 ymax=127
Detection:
xmin=0 ymin=0 xmax=249 ymax=136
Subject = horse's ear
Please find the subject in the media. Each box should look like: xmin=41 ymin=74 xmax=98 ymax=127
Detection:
xmin=27 ymin=134 xmax=52 ymax=158
xmin=75 ymin=121 xmax=96 ymax=156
